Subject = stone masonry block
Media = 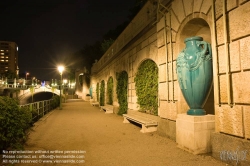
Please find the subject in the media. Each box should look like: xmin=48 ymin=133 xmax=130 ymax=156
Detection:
xmin=173 ymin=61 xmax=177 ymax=80
xmin=177 ymin=114 xmax=215 ymax=154
xmin=159 ymin=100 xmax=168 ymax=118
xmin=128 ymin=76 xmax=132 ymax=84
xmin=149 ymin=42 xmax=157 ymax=60
xmin=169 ymin=81 xmax=173 ymax=101
xmin=211 ymin=132 xmax=250 ymax=166
xmin=169 ymin=102 xmax=177 ymax=120
xmin=159 ymin=82 xmax=168 ymax=100
xmin=200 ymin=0 xmax=212 ymax=14
xmin=227 ymin=0 xmax=237 ymax=11
xmin=157 ymin=17 xmax=165 ymax=32
xmin=141 ymin=39 xmax=148 ymax=49
xmin=229 ymin=40 xmax=241 ymax=72
xmin=172 ymin=43 xmax=177 ymax=60
xmin=232 ymin=71 xmax=250 ymax=103
xmin=157 ymin=30 xmax=165 ymax=47
xmin=183 ymin=0 xmax=193 ymax=16
xmin=168 ymin=62 xmax=172 ymax=81
xmin=172 ymin=0 xmax=185 ymax=24
xmin=240 ymin=36 xmax=250 ymax=70
xmin=159 ymin=64 xmax=166 ymax=82
xmin=167 ymin=43 xmax=177 ymax=62
xmin=149 ymin=33 xmax=157 ymax=44
xmin=193 ymin=0 xmax=203 ymax=13
xmin=219 ymin=75 xmax=228 ymax=103
xmin=216 ymin=18 xmax=224 ymax=45
xmin=158 ymin=46 xmax=166 ymax=64
xmin=239 ymin=0 xmax=249 ymax=4
xmin=131 ymin=96 xmax=137 ymax=104
xmin=217 ymin=105 xmax=243 ymax=137
xmin=131 ymin=82 xmax=135 ymax=90
xmin=131 ymin=89 xmax=136 ymax=96
xmin=229 ymin=1 xmax=250 ymax=40
xmin=215 ymin=0 xmax=223 ymax=18
xmin=243 ymin=106 xmax=250 ymax=139
xmin=167 ymin=43 xmax=172 ymax=62
xmin=128 ymin=96 xmax=132 ymax=103
xmin=159 ymin=101 xmax=177 ymax=120
xmin=218 ymin=45 xmax=226 ymax=73
xmin=174 ymin=81 xmax=179 ymax=100
xmin=165 ymin=12 xmax=170 ymax=29
xmin=170 ymin=10 xmax=180 ymax=32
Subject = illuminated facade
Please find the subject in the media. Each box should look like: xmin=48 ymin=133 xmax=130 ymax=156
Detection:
xmin=87 ymin=0 xmax=250 ymax=165
xmin=0 ymin=41 xmax=18 ymax=76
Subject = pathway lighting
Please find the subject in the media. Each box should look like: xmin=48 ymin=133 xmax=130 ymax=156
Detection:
xmin=58 ymin=65 xmax=64 ymax=109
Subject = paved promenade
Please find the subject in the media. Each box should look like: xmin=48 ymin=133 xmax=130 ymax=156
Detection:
xmin=16 ymin=99 xmax=226 ymax=166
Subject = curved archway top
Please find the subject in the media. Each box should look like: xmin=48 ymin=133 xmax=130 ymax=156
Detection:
xmin=135 ymin=58 xmax=158 ymax=71
xmin=176 ymin=15 xmax=212 ymax=54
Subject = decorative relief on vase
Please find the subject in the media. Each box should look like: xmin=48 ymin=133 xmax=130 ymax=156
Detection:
xmin=176 ymin=36 xmax=213 ymax=115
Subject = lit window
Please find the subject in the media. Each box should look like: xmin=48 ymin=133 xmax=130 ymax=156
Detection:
xmin=5 ymin=67 xmax=8 ymax=68
xmin=5 ymin=56 xmax=8 ymax=58
xmin=0 ymin=53 xmax=4 ymax=55
xmin=5 ymin=70 xmax=8 ymax=72
xmin=0 ymin=50 xmax=4 ymax=52
xmin=5 ymin=50 xmax=8 ymax=52
xmin=6 ymin=60 xmax=8 ymax=62
xmin=1 ymin=56 xmax=4 ymax=58
xmin=1 ymin=60 xmax=4 ymax=62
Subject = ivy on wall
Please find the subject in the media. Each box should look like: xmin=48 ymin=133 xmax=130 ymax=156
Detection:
xmin=134 ymin=59 xmax=158 ymax=115
xmin=116 ymin=71 xmax=128 ymax=115
xmin=96 ymin=83 xmax=99 ymax=102
xmin=79 ymin=75 xmax=83 ymax=87
xmin=107 ymin=77 xmax=113 ymax=105
xmin=100 ymin=80 xmax=105 ymax=106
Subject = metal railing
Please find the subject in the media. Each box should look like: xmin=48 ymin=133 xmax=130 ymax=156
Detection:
xmin=19 ymin=99 xmax=54 ymax=122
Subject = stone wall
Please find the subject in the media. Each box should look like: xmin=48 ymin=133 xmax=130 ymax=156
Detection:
xmin=157 ymin=0 xmax=214 ymax=120
xmin=89 ymin=0 xmax=250 ymax=163
xmin=214 ymin=0 xmax=250 ymax=139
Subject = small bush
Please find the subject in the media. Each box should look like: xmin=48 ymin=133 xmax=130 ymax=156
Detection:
xmin=0 ymin=97 xmax=32 ymax=151
xmin=51 ymin=95 xmax=60 ymax=109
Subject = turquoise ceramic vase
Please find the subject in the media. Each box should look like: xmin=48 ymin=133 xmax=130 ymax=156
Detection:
xmin=176 ymin=36 xmax=212 ymax=115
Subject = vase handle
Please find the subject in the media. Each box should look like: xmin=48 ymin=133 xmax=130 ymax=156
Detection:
xmin=197 ymin=41 xmax=209 ymax=56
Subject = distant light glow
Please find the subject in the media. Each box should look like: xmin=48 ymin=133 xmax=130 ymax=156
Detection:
xmin=58 ymin=65 xmax=64 ymax=74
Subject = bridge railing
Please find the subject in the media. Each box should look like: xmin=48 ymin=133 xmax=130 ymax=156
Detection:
xmin=19 ymin=99 xmax=54 ymax=122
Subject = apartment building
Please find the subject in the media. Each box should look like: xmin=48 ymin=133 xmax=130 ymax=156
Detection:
xmin=0 ymin=41 xmax=18 ymax=76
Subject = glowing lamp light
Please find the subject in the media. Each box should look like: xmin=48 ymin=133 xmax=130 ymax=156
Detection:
xmin=58 ymin=66 xmax=64 ymax=75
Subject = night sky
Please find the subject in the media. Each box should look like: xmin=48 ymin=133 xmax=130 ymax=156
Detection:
xmin=0 ymin=0 xmax=136 ymax=81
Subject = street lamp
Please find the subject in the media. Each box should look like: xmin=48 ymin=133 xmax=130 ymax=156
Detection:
xmin=58 ymin=65 xmax=64 ymax=109
xmin=26 ymin=72 xmax=29 ymax=80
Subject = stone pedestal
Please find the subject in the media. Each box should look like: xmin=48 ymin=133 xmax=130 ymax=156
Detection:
xmin=176 ymin=113 xmax=215 ymax=154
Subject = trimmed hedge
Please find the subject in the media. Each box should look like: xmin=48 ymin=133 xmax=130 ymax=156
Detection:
xmin=100 ymin=80 xmax=105 ymax=106
xmin=116 ymin=71 xmax=128 ymax=115
xmin=107 ymin=77 xmax=113 ymax=105
xmin=134 ymin=59 xmax=158 ymax=115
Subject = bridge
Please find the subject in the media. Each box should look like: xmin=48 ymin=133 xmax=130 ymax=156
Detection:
xmin=0 ymin=84 xmax=61 ymax=104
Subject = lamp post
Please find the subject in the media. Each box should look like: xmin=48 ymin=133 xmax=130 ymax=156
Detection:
xmin=26 ymin=72 xmax=29 ymax=80
xmin=58 ymin=66 xmax=64 ymax=109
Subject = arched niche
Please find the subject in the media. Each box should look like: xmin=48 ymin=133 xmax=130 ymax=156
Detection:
xmin=177 ymin=17 xmax=214 ymax=115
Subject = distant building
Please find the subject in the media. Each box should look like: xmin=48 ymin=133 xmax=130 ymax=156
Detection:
xmin=0 ymin=41 xmax=19 ymax=76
